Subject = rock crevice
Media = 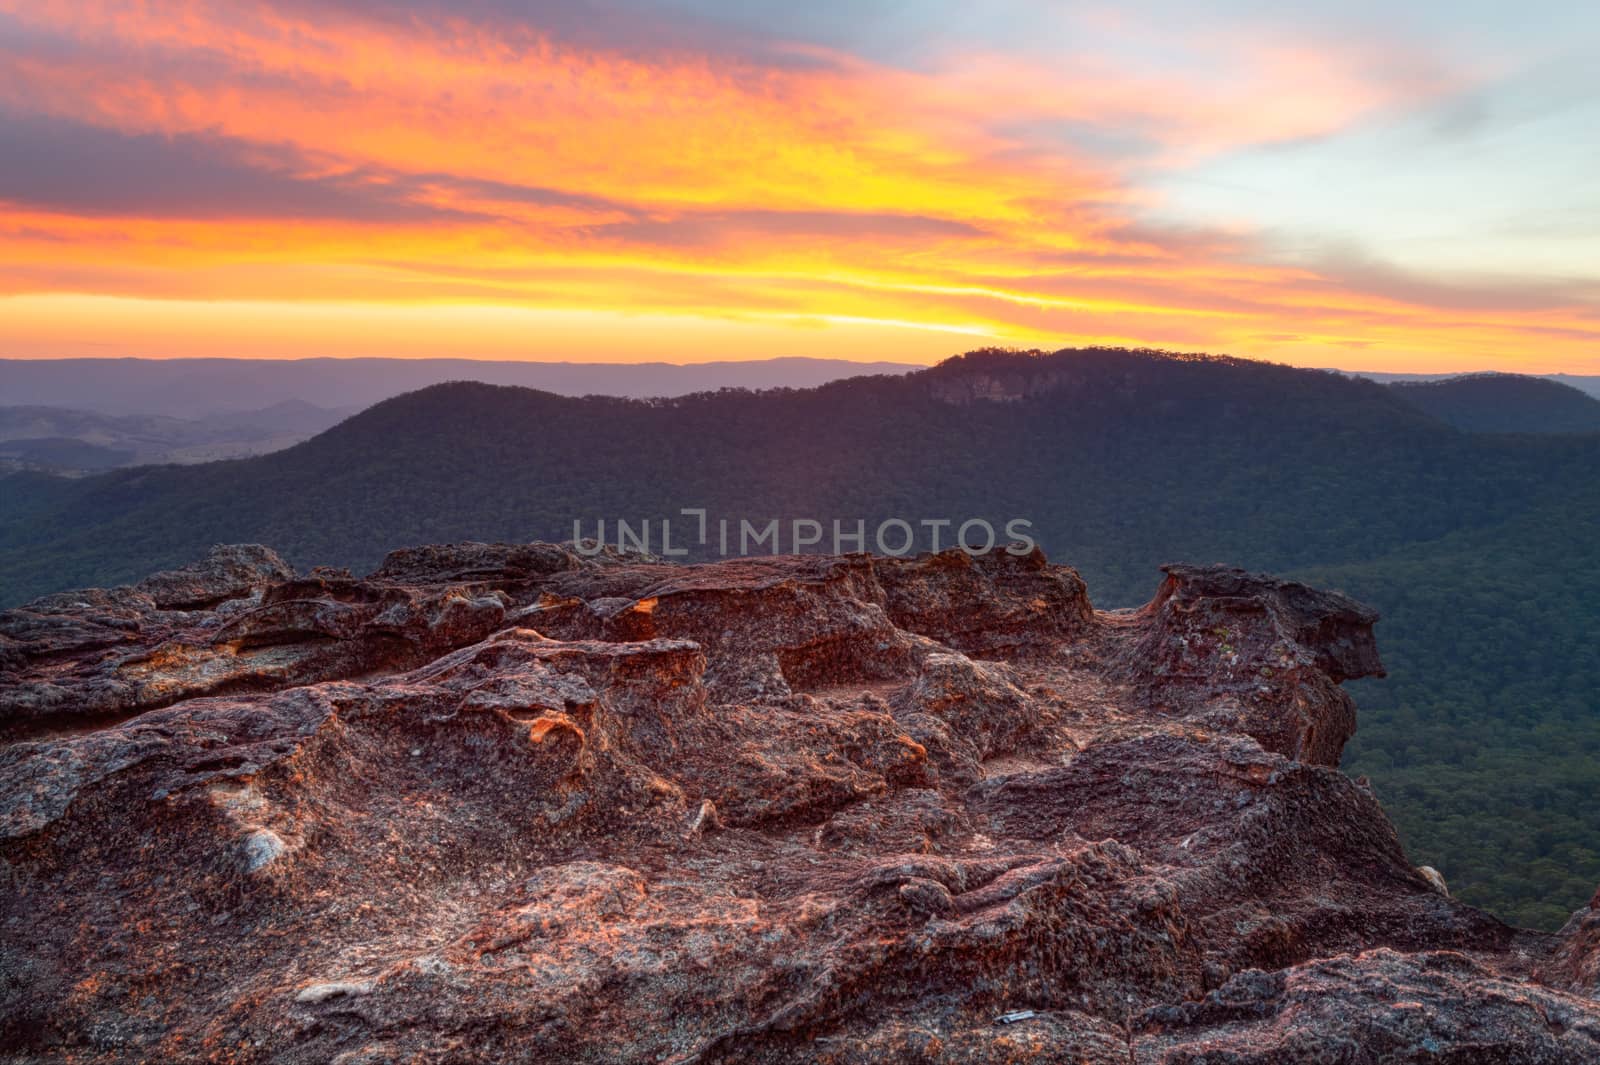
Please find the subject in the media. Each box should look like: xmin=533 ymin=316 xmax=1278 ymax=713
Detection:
xmin=0 ymin=542 xmax=1593 ymax=1063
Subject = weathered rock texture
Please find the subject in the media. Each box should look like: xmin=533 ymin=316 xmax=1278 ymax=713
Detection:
xmin=1 ymin=543 xmax=1597 ymax=1063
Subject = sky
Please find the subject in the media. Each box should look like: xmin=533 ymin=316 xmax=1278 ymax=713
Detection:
xmin=0 ymin=1 xmax=1596 ymax=371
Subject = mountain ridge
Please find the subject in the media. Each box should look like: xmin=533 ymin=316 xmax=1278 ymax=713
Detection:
xmin=0 ymin=355 xmax=923 ymax=417
xmin=1386 ymin=374 xmax=1600 ymax=434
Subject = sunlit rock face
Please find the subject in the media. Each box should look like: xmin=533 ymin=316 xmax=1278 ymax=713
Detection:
xmin=0 ymin=542 xmax=1593 ymax=1063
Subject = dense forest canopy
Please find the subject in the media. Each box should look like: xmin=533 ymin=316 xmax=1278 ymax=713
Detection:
xmin=1387 ymin=373 xmax=1600 ymax=434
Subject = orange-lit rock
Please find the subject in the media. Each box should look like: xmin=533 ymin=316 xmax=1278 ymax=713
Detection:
xmin=0 ymin=543 xmax=1592 ymax=1063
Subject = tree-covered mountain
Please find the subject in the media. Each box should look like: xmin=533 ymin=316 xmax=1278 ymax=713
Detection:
xmin=1 ymin=346 xmax=1596 ymax=927
xmin=2 ymin=347 xmax=1571 ymax=603
xmin=1387 ymin=374 xmax=1600 ymax=434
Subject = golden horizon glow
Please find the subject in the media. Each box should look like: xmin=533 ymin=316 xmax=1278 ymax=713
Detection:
xmin=0 ymin=2 xmax=1597 ymax=374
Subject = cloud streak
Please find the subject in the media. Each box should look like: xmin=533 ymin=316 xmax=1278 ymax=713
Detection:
xmin=0 ymin=0 xmax=1595 ymax=370
xmin=0 ymin=109 xmax=482 ymax=222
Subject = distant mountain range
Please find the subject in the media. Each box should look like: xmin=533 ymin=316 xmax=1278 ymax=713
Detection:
xmin=1551 ymin=374 xmax=1600 ymax=400
xmin=3 ymin=348 xmax=1596 ymax=610
xmin=0 ymin=401 xmax=355 ymax=474
xmin=1341 ymin=368 xmax=1600 ymax=400
xmin=4 ymin=352 xmax=1593 ymax=414
xmin=12 ymin=347 xmax=1580 ymax=601
xmin=0 ymin=356 xmax=918 ymax=473
xmin=2 ymin=346 xmax=1598 ymax=928
xmin=0 ymin=356 xmax=922 ymax=417
xmin=3 ymin=355 xmax=1596 ymax=474
xmin=1386 ymin=374 xmax=1600 ymax=434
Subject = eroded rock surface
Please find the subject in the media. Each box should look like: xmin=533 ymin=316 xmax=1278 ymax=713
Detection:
xmin=0 ymin=543 xmax=1593 ymax=1063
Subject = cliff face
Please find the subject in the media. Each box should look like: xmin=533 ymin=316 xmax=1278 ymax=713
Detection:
xmin=0 ymin=543 xmax=1595 ymax=1063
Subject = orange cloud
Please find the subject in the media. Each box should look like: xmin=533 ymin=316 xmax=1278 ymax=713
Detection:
xmin=0 ymin=0 xmax=1595 ymax=372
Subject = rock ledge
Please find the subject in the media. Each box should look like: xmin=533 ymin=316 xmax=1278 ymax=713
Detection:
xmin=1 ymin=543 xmax=1595 ymax=1063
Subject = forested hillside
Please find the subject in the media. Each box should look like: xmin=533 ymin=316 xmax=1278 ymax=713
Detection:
xmin=1295 ymin=481 xmax=1600 ymax=927
xmin=3 ymin=347 xmax=1572 ymax=603
xmin=2 ymin=346 xmax=1596 ymax=926
xmin=1388 ymin=374 xmax=1600 ymax=434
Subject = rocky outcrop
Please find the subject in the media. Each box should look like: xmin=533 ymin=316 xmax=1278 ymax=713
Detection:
xmin=1110 ymin=563 xmax=1383 ymax=767
xmin=134 ymin=544 xmax=298 ymax=610
xmin=0 ymin=542 xmax=1592 ymax=1063
xmin=0 ymin=549 xmax=513 ymax=739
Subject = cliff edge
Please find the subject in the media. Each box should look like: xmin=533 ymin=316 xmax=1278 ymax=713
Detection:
xmin=1 ymin=543 xmax=1595 ymax=1063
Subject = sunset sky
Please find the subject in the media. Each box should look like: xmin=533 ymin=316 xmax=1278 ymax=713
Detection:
xmin=1 ymin=1 xmax=1596 ymax=371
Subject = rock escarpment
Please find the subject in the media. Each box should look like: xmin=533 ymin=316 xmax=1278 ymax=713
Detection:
xmin=1 ymin=543 xmax=1596 ymax=1063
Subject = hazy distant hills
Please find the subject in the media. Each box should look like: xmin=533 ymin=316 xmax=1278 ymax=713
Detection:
xmin=1346 ymin=368 xmax=1600 ymax=401
xmin=1550 ymin=374 xmax=1600 ymax=400
xmin=2 ymin=347 xmax=1521 ymax=601
xmin=0 ymin=356 xmax=920 ymax=417
xmin=1386 ymin=374 xmax=1600 ymax=434
xmin=4 ymin=356 xmax=1593 ymax=476
xmin=2 ymin=346 xmax=1598 ymax=927
xmin=0 ymin=401 xmax=354 ymax=474
xmin=3 ymin=348 xmax=1595 ymax=606
xmin=0 ymin=356 xmax=919 ymax=472
xmin=4 ymin=355 xmax=1592 ymax=416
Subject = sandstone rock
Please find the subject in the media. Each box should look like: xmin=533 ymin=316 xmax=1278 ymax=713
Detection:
xmin=874 ymin=546 xmax=1094 ymax=654
xmin=295 ymin=980 xmax=374 ymax=1005
xmin=0 ymin=542 xmax=1590 ymax=1063
xmin=1142 ymin=949 xmax=1600 ymax=1063
xmin=371 ymin=540 xmax=592 ymax=585
xmin=1109 ymin=562 xmax=1384 ymax=766
xmin=0 ymin=564 xmax=514 ymax=737
xmin=134 ymin=543 xmax=296 ymax=610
